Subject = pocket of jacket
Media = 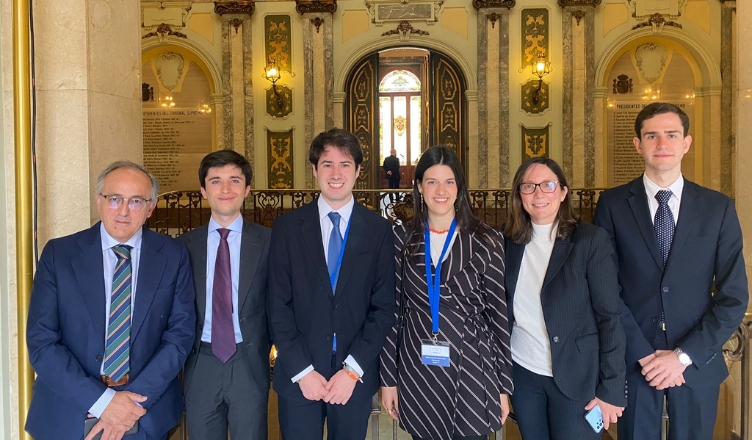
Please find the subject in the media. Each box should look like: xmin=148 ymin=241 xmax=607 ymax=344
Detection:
xmin=575 ymin=333 xmax=599 ymax=353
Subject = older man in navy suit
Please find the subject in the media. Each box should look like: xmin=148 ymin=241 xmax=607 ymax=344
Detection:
xmin=26 ymin=161 xmax=196 ymax=440
xmin=595 ymin=102 xmax=748 ymax=440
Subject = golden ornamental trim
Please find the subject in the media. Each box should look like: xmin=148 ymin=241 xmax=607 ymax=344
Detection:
xmin=557 ymin=0 xmax=601 ymax=6
xmin=472 ymin=0 xmax=515 ymax=10
xmin=296 ymin=0 xmax=337 ymax=15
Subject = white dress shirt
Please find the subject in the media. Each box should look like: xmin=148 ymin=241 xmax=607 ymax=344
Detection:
xmin=643 ymin=173 xmax=683 ymax=226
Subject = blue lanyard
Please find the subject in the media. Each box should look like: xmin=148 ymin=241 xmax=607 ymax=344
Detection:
xmin=424 ymin=218 xmax=457 ymax=335
xmin=330 ymin=218 xmax=352 ymax=289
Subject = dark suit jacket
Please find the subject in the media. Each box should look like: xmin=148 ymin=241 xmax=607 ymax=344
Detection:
xmin=269 ymin=200 xmax=396 ymax=402
xmin=178 ymin=220 xmax=272 ymax=397
xmin=383 ymin=155 xmax=401 ymax=185
xmin=26 ymin=223 xmax=196 ymax=440
xmin=594 ymin=177 xmax=748 ymax=387
xmin=505 ymin=222 xmax=627 ymax=406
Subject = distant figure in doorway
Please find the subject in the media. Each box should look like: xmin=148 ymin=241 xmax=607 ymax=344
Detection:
xmin=383 ymin=149 xmax=401 ymax=203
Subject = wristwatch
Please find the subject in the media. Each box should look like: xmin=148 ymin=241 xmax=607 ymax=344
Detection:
xmin=343 ymin=362 xmax=364 ymax=383
xmin=673 ymin=347 xmax=693 ymax=367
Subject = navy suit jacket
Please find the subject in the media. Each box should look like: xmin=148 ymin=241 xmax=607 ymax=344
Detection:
xmin=26 ymin=223 xmax=196 ymax=440
xmin=505 ymin=222 xmax=626 ymax=406
xmin=269 ymin=200 xmax=395 ymax=402
xmin=594 ymin=178 xmax=748 ymax=387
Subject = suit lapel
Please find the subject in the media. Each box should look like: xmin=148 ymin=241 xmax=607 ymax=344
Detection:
xmin=73 ymin=225 xmax=107 ymax=340
xmin=505 ymin=239 xmax=525 ymax=298
xmin=132 ymin=229 xmax=167 ymax=341
xmin=665 ymin=181 xmax=699 ymax=272
xmin=301 ymin=201 xmax=333 ymax=297
xmin=627 ymin=178 xmax=664 ymax=271
xmin=333 ymin=204 xmax=365 ymax=298
xmin=542 ymin=235 xmax=573 ymax=288
xmin=238 ymin=221 xmax=263 ymax=312
xmin=184 ymin=226 xmax=208 ymax=324
xmin=441 ymin=228 xmax=468 ymax=284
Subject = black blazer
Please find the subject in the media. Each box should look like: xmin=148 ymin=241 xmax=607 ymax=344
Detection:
xmin=178 ymin=220 xmax=272 ymax=396
xmin=269 ymin=200 xmax=396 ymax=402
xmin=505 ymin=222 xmax=627 ymax=406
xmin=594 ymin=177 xmax=748 ymax=387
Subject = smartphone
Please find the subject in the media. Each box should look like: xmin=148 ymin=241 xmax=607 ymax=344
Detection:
xmin=83 ymin=418 xmax=138 ymax=439
xmin=584 ymin=405 xmax=604 ymax=433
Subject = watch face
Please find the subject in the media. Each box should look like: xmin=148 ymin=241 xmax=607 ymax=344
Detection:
xmin=678 ymin=353 xmax=691 ymax=365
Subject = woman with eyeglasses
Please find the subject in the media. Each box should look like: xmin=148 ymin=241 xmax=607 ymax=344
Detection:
xmin=379 ymin=146 xmax=512 ymax=440
xmin=503 ymin=157 xmax=626 ymax=439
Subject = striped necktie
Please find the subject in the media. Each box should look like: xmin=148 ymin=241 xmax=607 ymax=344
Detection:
xmin=103 ymin=244 xmax=133 ymax=381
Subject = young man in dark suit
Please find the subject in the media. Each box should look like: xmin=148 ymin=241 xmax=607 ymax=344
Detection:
xmin=594 ymin=102 xmax=749 ymax=440
xmin=179 ymin=150 xmax=272 ymax=440
xmin=269 ymin=128 xmax=395 ymax=439
xmin=26 ymin=161 xmax=196 ymax=440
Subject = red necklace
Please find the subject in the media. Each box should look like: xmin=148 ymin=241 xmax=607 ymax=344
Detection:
xmin=429 ymin=228 xmax=449 ymax=234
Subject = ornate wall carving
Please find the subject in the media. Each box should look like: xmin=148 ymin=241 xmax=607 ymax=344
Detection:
xmin=156 ymin=52 xmax=185 ymax=90
xmin=522 ymin=124 xmax=551 ymax=159
xmin=267 ymin=128 xmax=295 ymax=188
xmin=521 ymin=8 xmax=548 ymax=69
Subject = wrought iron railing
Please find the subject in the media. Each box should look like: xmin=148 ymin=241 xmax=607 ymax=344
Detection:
xmin=147 ymin=188 xmax=606 ymax=236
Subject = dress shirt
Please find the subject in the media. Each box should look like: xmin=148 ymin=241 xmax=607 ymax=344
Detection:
xmin=290 ymin=196 xmax=364 ymax=383
xmin=89 ymin=224 xmax=143 ymax=417
xmin=643 ymin=173 xmax=683 ymax=226
xmin=202 ymin=214 xmax=245 ymax=344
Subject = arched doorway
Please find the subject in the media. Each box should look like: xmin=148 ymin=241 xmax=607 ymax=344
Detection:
xmin=345 ymin=47 xmax=467 ymax=190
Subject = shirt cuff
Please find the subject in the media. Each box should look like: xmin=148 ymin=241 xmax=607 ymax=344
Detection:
xmin=291 ymin=365 xmax=314 ymax=383
xmin=344 ymin=355 xmax=364 ymax=377
xmin=88 ymin=388 xmax=116 ymax=418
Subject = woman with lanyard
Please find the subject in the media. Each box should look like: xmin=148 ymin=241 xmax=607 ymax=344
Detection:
xmin=503 ymin=157 xmax=626 ymax=439
xmin=380 ymin=146 xmax=512 ymax=440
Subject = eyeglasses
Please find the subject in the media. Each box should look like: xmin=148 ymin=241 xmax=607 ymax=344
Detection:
xmin=519 ymin=181 xmax=560 ymax=195
xmin=100 ymin=194 xmax=152 ymax=211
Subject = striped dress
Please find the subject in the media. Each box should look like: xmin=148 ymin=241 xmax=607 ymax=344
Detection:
xmin=380 ymin=224 xmax=513 ymax=440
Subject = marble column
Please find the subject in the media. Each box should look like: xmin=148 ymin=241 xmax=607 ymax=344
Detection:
xmin=734 ymin=0 xmax=751 ymax=290
xmin=720 ymin=0 xmax=736 ymax=197
xmin=298 ymin=0 xmax=336 ymax=188
xmin=473 ymin=1 xmax=514 ymax=188
xmin=560 ymin=2 xmax=597 ymax=187
xmin=34 ymin=0 xmax=142 ymax=247
xmin=215 ymin=2 xmax=255 ymax=183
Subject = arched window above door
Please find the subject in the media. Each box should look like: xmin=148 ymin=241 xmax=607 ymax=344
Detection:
xmin=379 ymin=70 xmax=421 ymax=93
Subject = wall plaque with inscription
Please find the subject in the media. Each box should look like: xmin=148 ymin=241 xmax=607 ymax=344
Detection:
xmin=143 ymin=109 xmax=212 ymax=193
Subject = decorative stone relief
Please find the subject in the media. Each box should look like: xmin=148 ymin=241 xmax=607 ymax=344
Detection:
xmin=142 ymin=23 xmax=187 ymax=41
xmin=214 ymin=1 xmax=255 ymax=16
xmin=635 ymin=43 xmax=667 ymax=83
xmin=626 ymin=0 xmax=687 ymax=19
xmin=521 ymin=8 xmax=548 ymax=69
xmin=381 ymin=21 xmax=429 ymax=40
xmin=521 ymin=80 xmax=549 ymax=113
xmin=156 ymin=52 xmax=185 ymax=90
xmin=521 ymin=123 xmax=551 ymax=159
xmin=142 ymin=2 xmax=192 ymax=29
xmin=266 ymin=86 xmax=293 ymax=118
xmin=267 ymin=128 xmax=295 ymax=189
xmin=365 ymin=0 xmax=443 ymax=25
xmin=612 ymin=74 xmax=634 ymax=94
xmin=472 ymin=0 xmax=515 ymax=9
xmin=295 ymin=0 xmax=337 ymax=14
xmin=632 ymin=12 xmax=682 ymax=32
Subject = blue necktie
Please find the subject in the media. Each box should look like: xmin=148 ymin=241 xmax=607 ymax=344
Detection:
xmin=654 ymin=190 xmax=675 ymax=266
xmin=104 ymin=245 xmax=132 ymax=382
xmin=327 ymin=212 xmax=343 ymax=293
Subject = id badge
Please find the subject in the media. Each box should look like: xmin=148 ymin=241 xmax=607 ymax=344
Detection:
xmin=421 ymin=339 xmax=451 ymax=367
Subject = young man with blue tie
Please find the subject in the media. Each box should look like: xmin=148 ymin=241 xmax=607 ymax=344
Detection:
xmin=26 ymin=161 xmax=196 ymax=440
xmin=179 ymin=150 xmax=272 ymax=440
xmin=269 ymin=128 xmax=395 ymax=439
xmin=595 ymin=102 xmax=749 ymax=440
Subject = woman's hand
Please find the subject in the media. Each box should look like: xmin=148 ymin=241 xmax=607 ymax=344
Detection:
xmin=500 ymin=394 xmax=510 ymax=425
xmin=381 ymin=386 xmax=399 ymax=421
xmin=585 ymin=397 xmax=624 ymax=430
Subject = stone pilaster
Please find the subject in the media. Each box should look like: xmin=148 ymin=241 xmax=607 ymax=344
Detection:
xmin=298 ymin=0 xmax=336 ymax=188
xmin=474 ymin=0 xmax=514 ymax=188
xmin=720 ymin=0 xmax=735 ymax=197
xmin=560 ymin=1 xmax=599 ymax=187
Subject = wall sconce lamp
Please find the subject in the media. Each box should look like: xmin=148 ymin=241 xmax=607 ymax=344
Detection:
xmin=530 ymin=53 xmax=552 ymax=105
xmin=263 ymin=64 xmax=285 ymax=109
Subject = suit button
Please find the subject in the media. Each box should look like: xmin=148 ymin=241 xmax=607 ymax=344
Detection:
xmin=552 ymin=336 xmax=559 ymax=343
xmin=95 ymin=355 xmax=102 ymax=362
xmin=662 ymin=286 xmax=669 ymax=293
xmin=334 ymin=305 xmax=339 ymax=310
xmin=326 ymin=336 xmax=332 ymax=341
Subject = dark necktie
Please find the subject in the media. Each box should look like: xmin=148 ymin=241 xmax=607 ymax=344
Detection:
xmin=212 ymin=228 xmax=235 ymax=363
xmin=327 ymin=212 xmax=343 ymax=293
xmin=104 ymin=244 xmax=132 ymax=381
xmin=654 ymin=190 xmax=675 ymax=266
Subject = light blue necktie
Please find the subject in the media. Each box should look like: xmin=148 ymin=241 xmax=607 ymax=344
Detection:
xmin=327 ymin=212 xmax=343 ymax=293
